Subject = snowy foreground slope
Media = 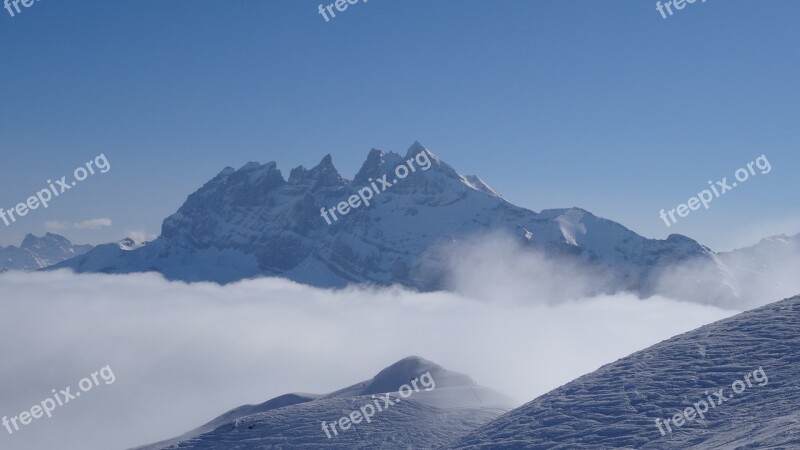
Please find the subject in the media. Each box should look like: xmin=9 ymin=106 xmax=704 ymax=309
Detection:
xmin=449 ymin=295 xmax=800 ymax=449
xmin=53 ymin=142 xmax=737 ymax=301
xmin=135 ymin=356 xmax=515 ymax=450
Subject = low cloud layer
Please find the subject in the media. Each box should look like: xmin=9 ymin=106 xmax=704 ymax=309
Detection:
xmin=0 ymin=270 xmax=736 ymax=450
xmin=437 ymin=232 xmax=618 ymax=305
xmin=441 ymin=232 xmax=800 ymax=310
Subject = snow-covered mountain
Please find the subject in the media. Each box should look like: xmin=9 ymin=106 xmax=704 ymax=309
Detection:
xmin=135 ymin=356 xmax=515 ymax=449
xmin=719 ymin=233 xmax=800 ymax=303
xmin=0 ymin=233 xmax=93 ymax=270
xmin=646 ymin=231 xmax=800 ymax=308
xmin=449 ymin=295 xmax=800 ymax=449
xmin=52 ymin=142 xmax=732 ymax=299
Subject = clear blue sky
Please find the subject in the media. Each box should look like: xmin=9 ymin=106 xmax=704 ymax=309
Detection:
xmin=1 ymin=0 xmax=798 ymax=250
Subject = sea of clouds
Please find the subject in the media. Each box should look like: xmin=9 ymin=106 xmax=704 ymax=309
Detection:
xmin=0 ymin=263 xmax=743 ymax=450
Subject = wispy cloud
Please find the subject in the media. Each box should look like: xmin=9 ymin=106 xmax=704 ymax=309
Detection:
xmin=43 ymin=218 xmax=114 ymax=232
xmin=73 ymin=218 xmax=112 ymax=230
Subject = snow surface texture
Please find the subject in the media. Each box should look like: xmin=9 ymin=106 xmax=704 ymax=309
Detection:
xmin=136 ymin=356 xmax=514 ymax=450
xmin=450 ymin=295 xmax=800 ymax=449
xmin=51 ymin=142 xmax=753 ymax=302
xmin=0 ymin=232 xmax=92 ymax=270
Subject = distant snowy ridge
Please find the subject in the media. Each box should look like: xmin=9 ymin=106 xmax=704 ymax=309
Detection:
xmin=448 ymin=295 xmax=800 ymax=449
xmin=134 ymin=356 xmax=515 ymax=449
xmin=0 ymin=233 xmax=93 ymax=270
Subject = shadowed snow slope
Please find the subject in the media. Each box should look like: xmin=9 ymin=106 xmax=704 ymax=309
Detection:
xmin=135 ymin=356 xmax=515 ymax=450
xmin=449 ymin=295 xmax=800 ymax=449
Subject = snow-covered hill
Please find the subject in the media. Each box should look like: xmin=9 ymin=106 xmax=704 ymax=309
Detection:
xmin=135 ymin=356 xmax=515 ymax=450
xmin=449 ymin=295 xmax=800 ymax=449
xmin=0 ymin=233 xmax=92 ymax=270
xmin=52 ymin=142 xmax=730 ymax=300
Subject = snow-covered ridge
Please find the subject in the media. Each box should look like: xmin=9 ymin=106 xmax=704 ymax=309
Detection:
xmin=449 ymin=295 xmax=800 ymax=449
xmin=48 ymin=142 xmax=781 ymax=303
xmin=134 ymin=356 xmax=515 ymax=449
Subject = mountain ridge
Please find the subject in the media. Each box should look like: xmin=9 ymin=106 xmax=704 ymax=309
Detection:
xmin=134 ymin=356 xmax=515 ymax=450
xmin=448 ymin=294 xmax=800 ymax=449
xmin=46 ymin=142 xmax=795 ymax=306
xmin=0 ymin=233 xmax=93 ymax=271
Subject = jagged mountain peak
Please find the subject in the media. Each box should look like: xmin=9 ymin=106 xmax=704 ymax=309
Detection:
xmin=1 ymin=233 xmax=93 ymax=271
xmin=238 ymin=161 xmax=263 ymax=171
xmin=21 ymin=232 xmax=70 ymax=250
xmin=53 ymin=143 xmax=739 ymax=304
xmin=235 ymin=161 xmax=280 ymax=181
xmin=353 ymin=148 xmax=404 ymax=183
xmin=406 ymin=140 xmax=428 ymax=157
xmin=288 ymin=154 xmax=345 ymax=187
xmin=20 ymin=233 xmax=41 ymax=249
xmin=317 ymin=153 xmax=334 ymax=168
